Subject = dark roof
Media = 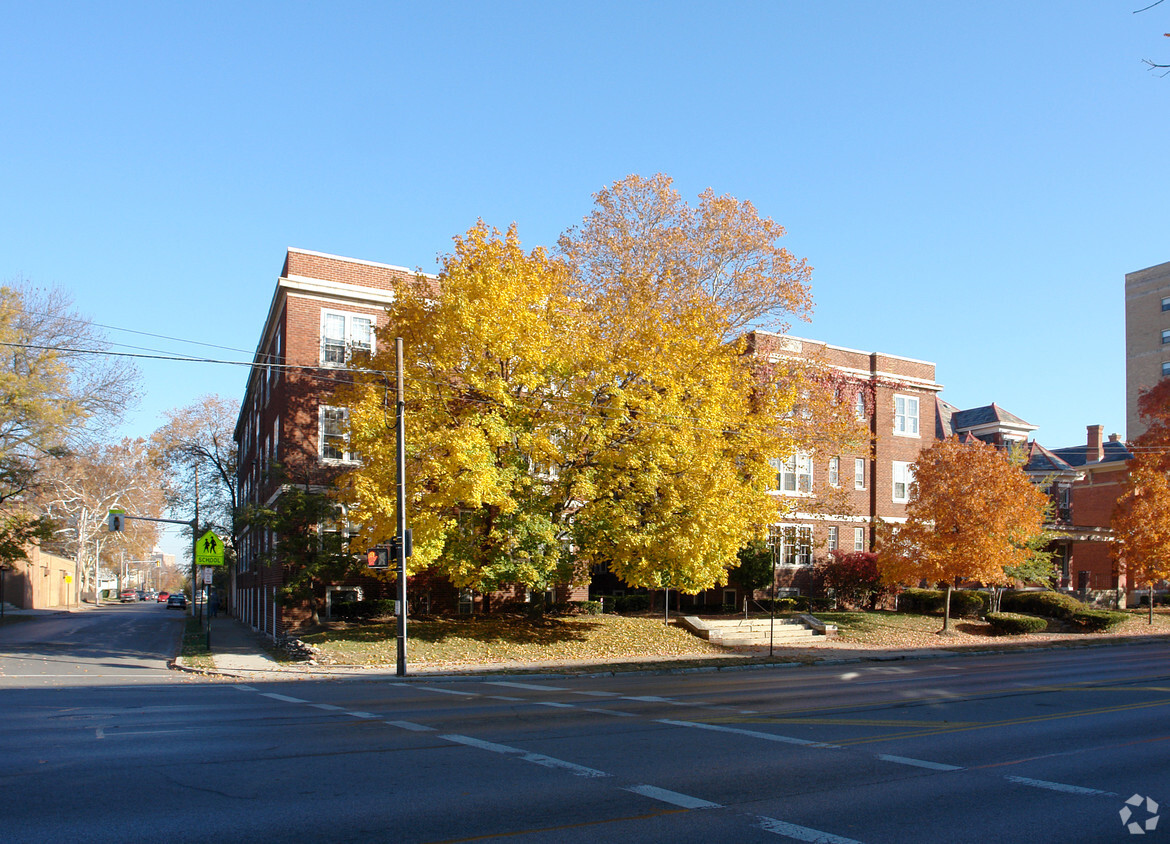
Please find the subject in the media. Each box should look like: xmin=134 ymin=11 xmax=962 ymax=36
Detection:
xmin=936 ymin=398 xmax=958 ymax=440
xmin=1050 ymin=439 xmax=1134 ymax=468
xmin=1023 ymin=441 xmax=1076 ymax=475
xmin=950 ymin=403 xmax=1033 ymax=432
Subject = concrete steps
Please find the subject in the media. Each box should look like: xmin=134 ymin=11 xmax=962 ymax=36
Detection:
xmin=679 ymin=614 xmax=836 ymax=647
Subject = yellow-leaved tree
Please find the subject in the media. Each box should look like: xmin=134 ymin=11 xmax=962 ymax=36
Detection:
xmin=877 ymin=437 xmax=1049 ymax=633
xmin=342 ymin=175 xmax=855 ymax=604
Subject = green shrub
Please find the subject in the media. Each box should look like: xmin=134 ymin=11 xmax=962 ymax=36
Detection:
xmin=986 ymin=612 xmax=1048 ymax=635
xmin=574 ymin=600 xmax=603 ymax=615
xmin=809 ymin=597 xmax=834 ymax=612
xmin=777 ymin=597 xmax=799 ymax=612
xmin=897 ymin=588 xmax=987 ymax=618
xmin=1000 ymin=590 xmax=1084 ymax=620
xmin=613 ymin=594 xmax=650 ymax=613
xmin=1068 ymin=609 xmax=1127 ymax=632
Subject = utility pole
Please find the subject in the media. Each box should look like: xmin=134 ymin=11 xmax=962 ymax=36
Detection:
xmin=396 ymin=337 xmax=408 ymax=677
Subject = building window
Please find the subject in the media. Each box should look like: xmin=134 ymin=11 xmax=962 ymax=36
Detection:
xmin=893 ymin=461 xmax=913 ymax=503
xmin=854 ymin=458 xmax=865 ymax=489
xmin=855 ymin=390 xmax=867 ymax=420
xmin=320 ymin=406 xmax=356 ymax=462
xmin=827 ymin=526 xmax=839 ymax=552
xmin=853 ymin=527 xmax=866 ymax=552
xmin=772 ymin=453 xmax=812 ymax=493
xmin=321 ymin=310 xmax=374 ymax=366
xmin=1163 ymin=329 xmax=1170 ymax=345
xmin=1163 ymin=296 xmax=1170 ymax=312
xmin=828 ymin=457 xmax=840 ymax=487
xmin=770 ymin=524 xmax=813 ymax=566
xmin=894 ymin=395 xmax=919 ymax=436
xmin=1163 ymin=361 xmax=1170 ymax=378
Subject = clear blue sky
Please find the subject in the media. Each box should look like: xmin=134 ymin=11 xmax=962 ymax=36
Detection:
xmin=3 ymin=2 xmax=1167 ymax=554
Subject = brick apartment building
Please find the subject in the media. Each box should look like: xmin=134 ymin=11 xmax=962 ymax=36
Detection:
xmin=661 ymin=332 xmax=945 ymax=609
xmin=233 ymin=248 xmax=411 ymax=637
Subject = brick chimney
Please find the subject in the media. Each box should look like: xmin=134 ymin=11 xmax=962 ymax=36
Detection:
xmin=1087 ymin=425 xmax=1104 ymax=463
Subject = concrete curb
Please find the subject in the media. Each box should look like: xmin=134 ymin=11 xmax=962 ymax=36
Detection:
xmin=179 ymin=632 xmax=1170 ymax=683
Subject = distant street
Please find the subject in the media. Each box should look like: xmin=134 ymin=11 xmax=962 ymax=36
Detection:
xmin=3 ymin=612 xmax=1170 ymax=843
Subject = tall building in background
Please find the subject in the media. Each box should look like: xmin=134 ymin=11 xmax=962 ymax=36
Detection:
xmin=1125 ymin=260 xmax=1170 ymax=440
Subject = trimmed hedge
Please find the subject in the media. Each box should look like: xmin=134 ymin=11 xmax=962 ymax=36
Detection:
xmin=986 ymin=612 xmax=1048 ymax=635
xmin=897 ymin=588 xmax=989 ymax=618
xmin=1068 ymin=609 xmax=1128 ymax=632
xmin=1000 ymin=590 xmax=1084 ymax=620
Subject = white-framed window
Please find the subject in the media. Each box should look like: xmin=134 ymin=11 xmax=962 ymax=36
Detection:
xmin=854 ymin=458 xmax=866 ymax=489
xmin=855 ymin=390 xmax=867 ymax=420
xmin=894 ymin=395 xmax=919 ymax=436
xmin=771 ymin=453 xmax=812 ymax=493
xmin=769 ymin=524 xmax=813 ymax=566
xmin=893 ymin=460 xmax=913 ymax=503
xmin=1163 ymin=296 xmax=1170 ymax=312
xmin=1162 ymin=329 xmax=1170 ymax=345
xmin=853 ymin=527 xmax=866 ymax=552
xmin=827 ymin=526 xmax=839 ymax=552
xmin=828 ymin=457 xmax=840 ymax=487
xmin=1163 ymin=361 xmax=1170 ymax=378
xmin=320 ymin=405 xmax=357 ymax=462
xmin=321 ymin=310 xmax=374 ymax=366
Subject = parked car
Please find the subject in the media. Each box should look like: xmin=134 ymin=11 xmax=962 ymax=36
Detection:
xmin=166 ymin=593 xmax=187 ymax=609
xmin=157 ymin=591 xmax=169 ymax=603
xmin=119 ymin=589 xmax=138 ymax=603
xmin=136 ymin=590 xmax=146 ymax=601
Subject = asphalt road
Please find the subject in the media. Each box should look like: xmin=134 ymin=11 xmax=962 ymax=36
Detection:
xmin=3 ymin=609 xmax=1169 ymax=843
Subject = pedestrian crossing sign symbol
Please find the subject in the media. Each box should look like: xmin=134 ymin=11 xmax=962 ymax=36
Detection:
xmin=195 ymin=530 xmax=225 ymax=566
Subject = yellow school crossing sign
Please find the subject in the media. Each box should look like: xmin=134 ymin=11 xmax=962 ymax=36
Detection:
xmin=195 ymin=531 xmax=225 ymax=566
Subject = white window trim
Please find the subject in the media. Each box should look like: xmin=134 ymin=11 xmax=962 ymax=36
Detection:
xmin=893 ymin=394 xmax=920 ymax=438
xmin=771 ymin=453 xmax=813 ymax=496
xmin=320 ymin=309 xmax=375 ymax=368
xmin=854 ymin=458 xmax=866 ymax=490
xmin=892 ymin=460 xmax=913 ymax=503
xmin=853 ymin=526 xmax=866 ymax=552
xmin=828 ymin=457 xmax=840 ymax=488
xmin=827 ymin=526 xmax=839 ymax=552
xmin=319 ymin=405 xmax=358 ymax=464
xmin=769 ymin=523 xmax=813 ymax=567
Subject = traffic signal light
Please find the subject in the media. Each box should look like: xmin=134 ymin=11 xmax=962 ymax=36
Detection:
xmin=366 ymin=546 xmax=389 ymax=569
xmin=108 ymin=512 xmax=125 ymax=532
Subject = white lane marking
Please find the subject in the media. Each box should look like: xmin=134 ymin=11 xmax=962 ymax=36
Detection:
xmin=1005 ymin=776 xmax=1116 ymax=796
xmin=416 ymin=686 xmax=477 ymax=696
xmin=572 ymin=690 xmax=619 ymax=697
xmin=439 ymin=734 xmax=610 ymax=778
xmin=625 ymin=784 xmax=721 ymax=809
xmin=233 ymin=685 xmax=257 ymax=691
xmin=260 ymin=693 xmax=307 ymax=703
xmin=657 ymin=719 xmax=840 ymax=748
xmin=95 ymin=727 xmax=104 ymax=740
xmin=580 ymin=707 xmax=636 ymax=717
xmin=757 ymin=816 xmax=866 ymax=843
xmin=346 ymin=711 xmax=378 ymax=719
xmin=310 ymin=703 xmax=345 ymax=711
xmin=385 ymin=720 xmax=435 ymax=732
xmin=877 ymin=754 xmax=964 ymax=772
xmin=486 ymin=695 xmax=525 ymax=701
xmin=622 ymin=695 xmax=676 ymax=703
xmin=486 ymin=681 xmax=568 ymax=691
xmin=534 ymin=701 xmax=575 ymax=709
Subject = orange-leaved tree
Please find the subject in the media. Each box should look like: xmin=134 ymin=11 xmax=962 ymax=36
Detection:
xmin=1113 ymin=380 xmax=1170 ymax=622
xmin=876 ymin=437 xmax=1049 ymax=633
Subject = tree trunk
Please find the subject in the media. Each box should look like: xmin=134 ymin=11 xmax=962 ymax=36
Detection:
xmin=941 ymin=582 xmax=953 ymax=634
xmin=1150 ymin=584 xmax=1155 ymax=625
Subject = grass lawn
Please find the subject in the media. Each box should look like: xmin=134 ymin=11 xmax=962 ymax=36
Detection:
xmin=298 ymin=613 xmax=728 ymax=668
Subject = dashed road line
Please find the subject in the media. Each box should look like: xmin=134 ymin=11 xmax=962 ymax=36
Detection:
xmin=486 ymin=681 xmax=568 ymax=691
xmin=260 ymin=693 xmax=307 ymax=703
xmin=346 ymin=711 xmax=378 ymax=719
xmin=624 ymin=784 xmax=720 ymax=809
xmin=1005 ymin=776 xmax=1116 ymax=796
xmin=876 ymin=754 xmax=964 ymax=771
xmin=757 ymin=815 xmax=866 ymax=843
xmin=310 ymin=703 xmax=345 ymax=711
xmin=657 ymin=718 xmax=841 ymax=748
xmin=439 ymin=733 xmax=610 ymax=778
xmin=414 ymin=685 xmax=478 ymax=697
xmin=384 ymin=720 xmax=435 ymax=732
